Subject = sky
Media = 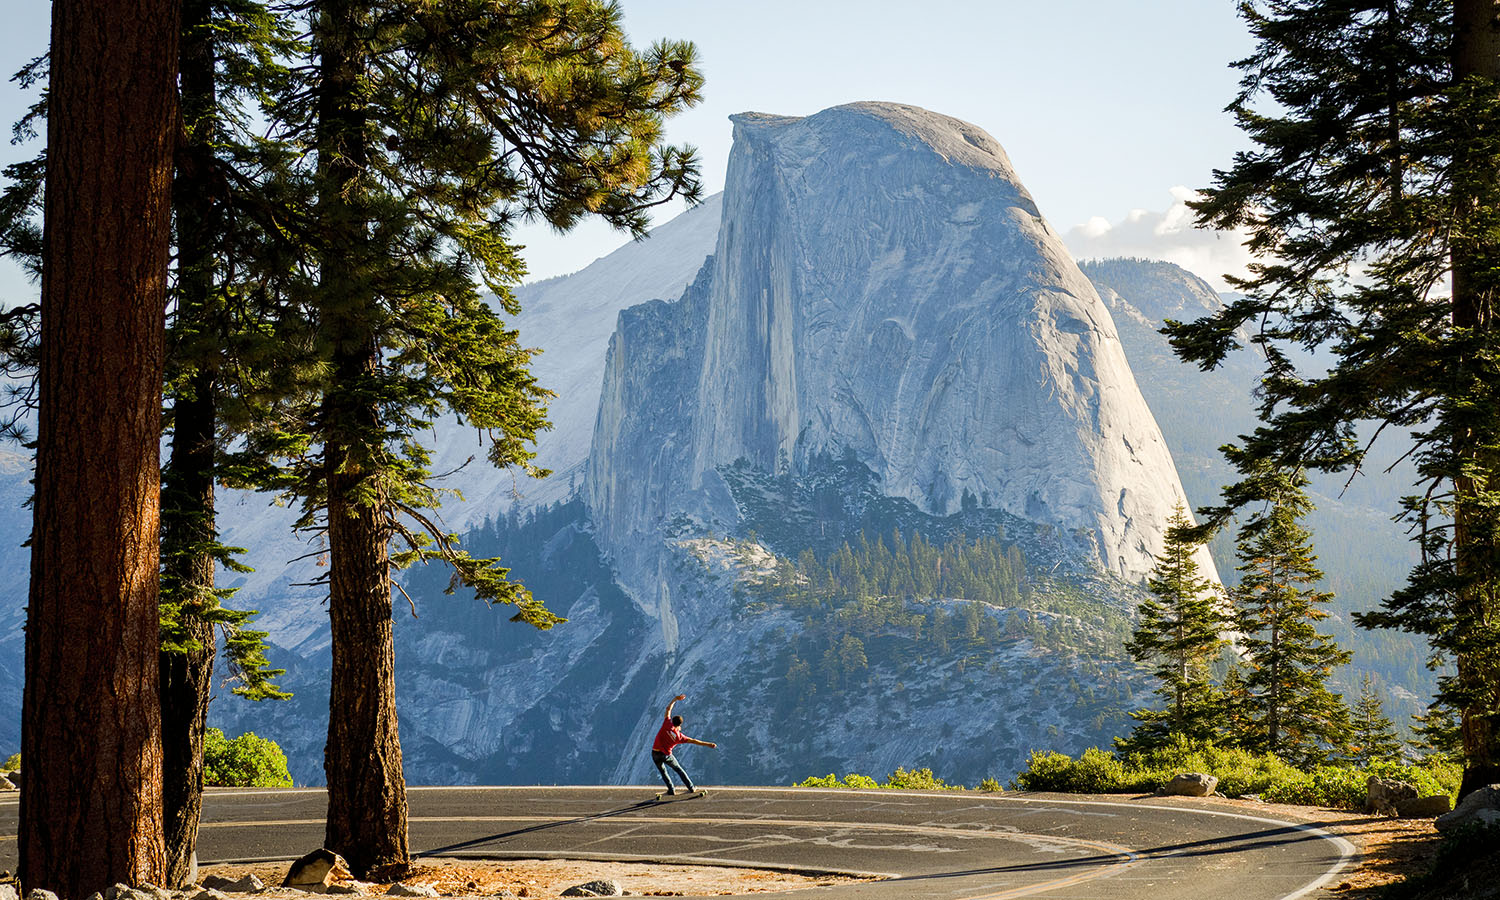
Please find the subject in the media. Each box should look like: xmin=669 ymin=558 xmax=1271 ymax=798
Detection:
xmin=0 ymin=1 xmax=1261 ymax=299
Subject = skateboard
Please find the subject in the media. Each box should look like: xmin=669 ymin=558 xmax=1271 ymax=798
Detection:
xmin=654 ymin=789 xmax=707 ymax=801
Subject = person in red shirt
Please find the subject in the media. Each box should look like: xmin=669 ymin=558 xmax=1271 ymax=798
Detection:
xmin=651 ymin=693 xmax=717 ymax=796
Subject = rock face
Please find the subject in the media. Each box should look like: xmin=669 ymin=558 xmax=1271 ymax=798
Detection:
xmin=589 ymin=102 xmax=1212 ymax=595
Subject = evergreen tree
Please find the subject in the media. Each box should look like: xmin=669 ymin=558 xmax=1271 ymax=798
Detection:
xmin=1412 ymin=702 xmax=1464 ymax=763
xmin=1230 ymin=464 xmax=1351 ymax=765
xmin=21 ymin=0 xmax=179 ymax=892
xmin=250 ymin=0 xmax=704 ymax=877
xmin=1165 ymin=0 xmax=1500 ymax=796
xmin=1348 ymin=675 xmax=1404 ymax=766
xmin=1118 ymin=505 xmax=1228 ymax=752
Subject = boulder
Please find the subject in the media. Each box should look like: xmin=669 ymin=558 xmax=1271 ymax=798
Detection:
xmin=0 ymin=882 xmax=18 ymax=900
xmin=1437 ymin=784 xmax=1500 ymax=832
xmin=1395 ymin=795 xmax=1452 ymax=818
xmin=385 ymin=886 xmax=438 ymax=898
xmin=190 ymin=890 xmax=231 ymax=900
xmin=559 ymin=882 xmax=623 ymax=898
xmin=26 ymin=889 xmax=59 ymax=900
xmin=282 ymin=850 xmax=351 ymax=890
xmin=1365 ymin=776 xmax=1419 ymax=816
xmin=1159 ymin=773 xmax=1218 ymax=797
xmin=0 ymin=776 xmax=15 ymax=791
xmin=201 ymin=875 xmax=264 ymax=894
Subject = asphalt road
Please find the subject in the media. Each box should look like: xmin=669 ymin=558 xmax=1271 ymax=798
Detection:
xmin=0 ymin=786 xmax=1355 ymax=900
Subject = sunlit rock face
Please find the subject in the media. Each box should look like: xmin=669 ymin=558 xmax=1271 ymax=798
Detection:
xmin=589 ymin=102 xmax=1212 ymax=590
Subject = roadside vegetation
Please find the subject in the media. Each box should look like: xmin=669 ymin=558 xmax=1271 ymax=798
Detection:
xmin=795 ymin=767 xmax=1001 ymax=793
xmin=1011 ymin=741 xmax=1458 ymax=808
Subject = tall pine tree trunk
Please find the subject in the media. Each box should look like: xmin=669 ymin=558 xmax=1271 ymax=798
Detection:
xmin=160 ymin=0 xmax=220 ymax=882
xmin=159 ymin=367 xmax=217 ymax=886
xmin=1451 ymin=0 xmax=1500 ymax=798
xmin=316 ymin=0 xmax=411 ymax=878
xmin=22 ymin=0 xmax=177 ymax=893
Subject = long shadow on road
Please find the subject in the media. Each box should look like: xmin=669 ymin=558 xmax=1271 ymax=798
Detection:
xmin=415 ymin=799 xmax=660 ymax=857
xmin=898 ymin=822 xmax=1341 ymax=883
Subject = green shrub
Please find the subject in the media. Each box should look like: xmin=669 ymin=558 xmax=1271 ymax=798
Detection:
xmin=978 ymin=777 xmax=1002 ymax=792
xmin=1013 ymin=739 xmax=1463 ymax=809
xmin=795 ymin=767 xmax=963 ymax=791
xmin=1 ymin=752 xmax=19 ymax=771
xmin=884 ymin=766 xmax=961 ymax=790
xmin=203 ymin=728 xmax=293 ymax=788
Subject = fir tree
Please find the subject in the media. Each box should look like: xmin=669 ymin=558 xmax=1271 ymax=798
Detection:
xmin=1165 ymin=0 xmax=1500 ymax=797
xmin=1411 ymin=702 xmax=1463 ymax=763
xmin=1348 ymin=675 xmax=1404 ymax=766
xmin=1118 ymin=505 xmax=1228 ymax=752
xmin=250 ymin=0 xmax=704 ymax=876
xmin=1230 ymin=464 xmax=1351 ymax=765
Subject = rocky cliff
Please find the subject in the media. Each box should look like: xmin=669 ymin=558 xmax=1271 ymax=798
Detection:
xmin=589 ymin=103 xmax=1212 ymax=593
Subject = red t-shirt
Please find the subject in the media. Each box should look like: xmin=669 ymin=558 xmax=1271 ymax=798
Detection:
xmin=652 ymin=716 xmax=686 ymax=755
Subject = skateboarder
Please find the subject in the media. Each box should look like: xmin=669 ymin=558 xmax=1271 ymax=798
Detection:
xmin=651 ymin=693 xmax=716 ymax=796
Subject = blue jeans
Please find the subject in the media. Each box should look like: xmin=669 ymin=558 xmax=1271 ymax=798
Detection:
xmin=651 ymin=750 xmax=694 ymax=792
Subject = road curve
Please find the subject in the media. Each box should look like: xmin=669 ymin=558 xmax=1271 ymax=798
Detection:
xmin=0 ymin=787 xmax=1355 ymax=900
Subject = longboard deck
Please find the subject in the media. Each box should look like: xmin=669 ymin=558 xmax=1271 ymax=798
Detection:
xmin=654 ymin=789 xmax=707 ymax=801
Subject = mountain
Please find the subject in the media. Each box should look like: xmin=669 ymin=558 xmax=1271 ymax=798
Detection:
xmin=590 ymin=103 xmax=1213 ymax=593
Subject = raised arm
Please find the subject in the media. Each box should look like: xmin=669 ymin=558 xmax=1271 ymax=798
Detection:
xmin=664 ymin=693 xmax=686 ymax=718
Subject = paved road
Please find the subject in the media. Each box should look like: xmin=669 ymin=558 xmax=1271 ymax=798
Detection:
xmin=0 ymin=787 xmax=1355 ymax=900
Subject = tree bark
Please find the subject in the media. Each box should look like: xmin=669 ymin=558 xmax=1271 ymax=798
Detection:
xmin=1451 ymin=0 xmax=1500 ymax=799
xmin=159 ymin=0 xmax=221 ymax=882
xmin=21 ymin=0 xmax=178 ymax=893
xmin=315 ymin=0 xmax=411 ymax=878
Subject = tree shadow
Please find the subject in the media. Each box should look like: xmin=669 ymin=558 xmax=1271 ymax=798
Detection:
xmin=415 ymin=798 xmax=662 ymax=857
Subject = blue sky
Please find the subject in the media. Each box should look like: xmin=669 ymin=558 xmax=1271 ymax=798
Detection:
xmin=0 ymin=1 xmax=1259 ymax=298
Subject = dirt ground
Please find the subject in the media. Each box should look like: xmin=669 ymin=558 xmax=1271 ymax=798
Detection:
xmin=201 ymin=795 xmax=1442 ymax=899
xmin=201 ymin=859 xmax=870 ymax=898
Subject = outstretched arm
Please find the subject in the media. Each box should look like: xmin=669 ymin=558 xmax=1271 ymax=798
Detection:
xmin=664 ymin=693 xmax=686 ymax=718
xmin=682 ymin=736 xmax=717 ymax=749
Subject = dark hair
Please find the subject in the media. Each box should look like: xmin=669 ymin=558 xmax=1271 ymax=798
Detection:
xmin=671 ymin=715 xmax=683 ymax=727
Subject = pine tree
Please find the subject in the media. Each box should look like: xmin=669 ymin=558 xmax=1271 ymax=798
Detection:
xmin=1412 ymin=702 xmax=1464 ymax=763
xmin=1118 ymin=505 xmax=1228 ymax=752
xmin=1165 ymin=0 xmax=1500 ymax=797
xmin=21 ymin=0 xmax=179 ymax=892
xmin=1230 ymin=464 xmax=1351 ymax=765
xmin=250 ymin=0 xmax=704 ymax=877
xmin=1348 ymin=675 xmax=1404 ymax=766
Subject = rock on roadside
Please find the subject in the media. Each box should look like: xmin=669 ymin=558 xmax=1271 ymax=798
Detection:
xmin=1436 ymin=784 xmax=1500 ymax=832
xmin=1159 ymin=773 xmax=1218 ymax=797
xmin=559 ymin=881 xmax=623 ymax=898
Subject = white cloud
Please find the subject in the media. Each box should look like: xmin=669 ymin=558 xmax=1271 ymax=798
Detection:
xmin=1062 ymin=186 xmax=1254 ymax=292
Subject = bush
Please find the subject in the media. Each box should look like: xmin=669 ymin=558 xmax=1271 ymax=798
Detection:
xmin=794 ymin=767 xmax=963 ymax=791
xmin=1012 ymin=739 xmax=1462 ymax=809
xmin=203 ymin=728 xmax=293 ymax=788
xmin=1012 ymin=748 xmax=1123 ymax=793
xmin=1 ymin=752 xmax=19 ymax=771
xmin=978 ymin=777 xmax=1002 ymax=792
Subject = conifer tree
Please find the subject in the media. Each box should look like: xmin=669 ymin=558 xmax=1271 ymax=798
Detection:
xmin=252 ymin=0 xmax=704 ymax=877
xmin=1348 ymin=675 xmax=1404 ymax=766
xmin=1412 ymin=702 xmax=1463 ymax=762
xmin=1230 ymin=464 xmax=1351 ymax=765
xmin=1118 ymin=505 xmax=1228 ymax=752
xmin=22 ymin=0 xmax=179 ymax=891
xmin=1166 ymin=0 xmax=1500 ymax=797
